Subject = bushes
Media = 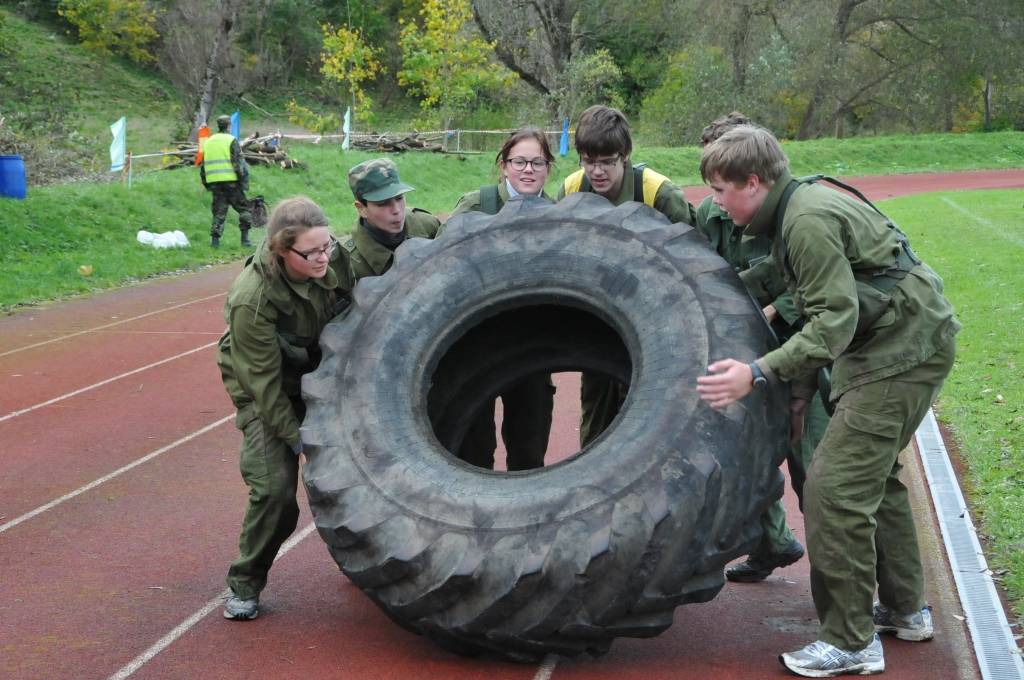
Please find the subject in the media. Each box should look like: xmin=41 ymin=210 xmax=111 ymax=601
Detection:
xmin=637 ymin=48 xmax=733 ymax=146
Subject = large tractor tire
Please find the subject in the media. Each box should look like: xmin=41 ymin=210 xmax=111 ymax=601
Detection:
xmin=301 ymin=193 xmax=790 ymax=661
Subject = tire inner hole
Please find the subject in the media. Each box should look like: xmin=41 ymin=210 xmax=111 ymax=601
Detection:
xmin=426 ymin=303 xmax=632 ymax=472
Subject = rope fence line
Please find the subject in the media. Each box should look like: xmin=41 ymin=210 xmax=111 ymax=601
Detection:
xmin=122 ymin=126 xmax=575 ymax=166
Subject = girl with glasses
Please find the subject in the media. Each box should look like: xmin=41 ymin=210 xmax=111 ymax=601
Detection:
xmin=447 ymin=127 xmax=558 ymax=472
xmin=450 ymin=127 xmax=555 ymax=217
xmin=216 ymin=196 xmax=352 ymax=621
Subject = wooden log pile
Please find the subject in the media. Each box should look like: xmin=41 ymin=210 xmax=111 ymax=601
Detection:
xmin=346 ymin=132 xmax=445 ymax=153
xmin=164 ymin=133 xmax=301 ymax=170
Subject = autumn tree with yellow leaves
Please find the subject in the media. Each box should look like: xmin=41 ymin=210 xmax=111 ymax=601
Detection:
xmin=320 ymin=23 xmax=382 ymax=123
xmin=398 ymin=0 xmax=515 ymax=128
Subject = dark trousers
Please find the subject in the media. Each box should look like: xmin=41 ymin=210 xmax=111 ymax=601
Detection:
xmin=210 ymin=182 xmax=252 ymax=237
xmin=458 ymin=374 xmax=555 ymax=470
xmin=579 ymin=372 xmax=628 ymax=448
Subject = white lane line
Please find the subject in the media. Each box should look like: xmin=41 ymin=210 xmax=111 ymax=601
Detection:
xmin=533 ymin=654 xmax=559 ymax=680
xmin=940 ymin=196 xmax=1024 ymax=248
xmin=106 ymin=522 xmax=318 ymax=680
xmin=0 ymin=292 xmax=226 ymax=358
xmin=0 ymin=414 xmax=233 ymax=535
xmin=0 ymin=340 xmax=219 ymax=424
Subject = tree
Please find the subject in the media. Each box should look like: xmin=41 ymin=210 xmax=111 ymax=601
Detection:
xmin=470 ymin=0 xmax=580 ymax=97
xmin=398 ymin=0 xmax=515 ymax=127
xmin=57 ymin=0 xmax=158 ymax=64
xmin=320 ymin=23 xmax=382 ymax=123
xmin=638 ymin=47 xmax=734 ymax=145
xmin=551 ymin=49 xmax=624 ymax=123
xmin=156 ymin=0 xmax=242 ymax=141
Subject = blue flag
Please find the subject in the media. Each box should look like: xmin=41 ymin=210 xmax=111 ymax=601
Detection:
xmin=559 ymin=117 xmax=570 ymax=156
xmin=342 ymin=107 xmax=351 ymax=151
xmin=230 ymin=110 xmax=240 ymax=138
xmin=109 ymin=117 xmax=127 ymax=172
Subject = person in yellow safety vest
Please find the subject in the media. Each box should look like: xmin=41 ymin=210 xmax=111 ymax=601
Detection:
xmin=201 ymin=115 xmax=253 ymax=248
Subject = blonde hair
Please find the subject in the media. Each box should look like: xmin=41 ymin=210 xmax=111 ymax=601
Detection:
xmin=699 ymin=124 xmax=789 ymax=186
xmin=265 ymin=196 xmax=329 ymax=277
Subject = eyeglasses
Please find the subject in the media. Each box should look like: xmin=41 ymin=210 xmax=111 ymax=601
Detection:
xmin=506 ymin=157 xmax=550 ymax=171
xmin=289 ymin=237 xmax=337 ymax=261
xmin=580 ymin=155 xmax=621 ymax=171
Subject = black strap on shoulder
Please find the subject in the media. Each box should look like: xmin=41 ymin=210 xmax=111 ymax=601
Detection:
xmin=777 ymin=176 xmax=922 ymax=295
xmin=632 ymin=163 xmax=647 ymax=203
xmin=479 ymin=185 xmax=500 ymax=215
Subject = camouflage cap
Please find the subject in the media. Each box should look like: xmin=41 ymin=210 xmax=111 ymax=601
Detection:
xmin=348 ymin=158 xmax=415 ymax=202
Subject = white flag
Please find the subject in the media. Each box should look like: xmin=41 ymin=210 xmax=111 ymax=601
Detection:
xmin=342 ymin=107 xmax=351 ymax=151
xmin=109 ymin=117 xmax=127 ymax=172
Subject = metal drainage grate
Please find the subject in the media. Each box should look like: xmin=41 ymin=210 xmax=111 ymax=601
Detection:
xmin=916 ymin=409 xmax=1024 ymax=680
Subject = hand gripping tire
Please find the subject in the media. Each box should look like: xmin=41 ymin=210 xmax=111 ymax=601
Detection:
xmin=301 ymin=194 xmax=790 ymax=661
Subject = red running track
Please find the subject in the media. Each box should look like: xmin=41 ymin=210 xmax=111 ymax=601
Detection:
xmin=2 ymin=170 xmax=1020 ymax=680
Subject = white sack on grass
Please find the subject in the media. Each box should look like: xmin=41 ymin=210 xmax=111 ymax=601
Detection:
xmin=137 ymin=230 xmax=189 ymax=249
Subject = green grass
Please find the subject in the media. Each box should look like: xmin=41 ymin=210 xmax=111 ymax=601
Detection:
xmin=0 ymin=8 xmax=181 ymax=181
xmin=882 ymin=189 xmax=1024 ymax=620
xmin=5 ymin=135 xmax=1024 ymax=311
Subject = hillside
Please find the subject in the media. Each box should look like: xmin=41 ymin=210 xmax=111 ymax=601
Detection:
xmin=0 ymin=7 xmax=180 ymax=184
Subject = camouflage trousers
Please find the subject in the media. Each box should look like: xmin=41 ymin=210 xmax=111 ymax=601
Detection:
xmin=226 ymin=401 xmax=300 ymax=600
xmin=458 ymin=374 xmax=555 ymax=470
xmin=805 ymin=339 xmax=955 ymax=650
xmin=209 ymin=182 xmax=252 ymax=237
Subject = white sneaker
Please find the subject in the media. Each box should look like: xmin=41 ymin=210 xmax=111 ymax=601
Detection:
xmin=780 ymin=634 xmax=885 ymax=677
xmin=873 ymin=602 xmax=933 ymax=641
xmin=223 ymin=593 xmax=259 ymax=620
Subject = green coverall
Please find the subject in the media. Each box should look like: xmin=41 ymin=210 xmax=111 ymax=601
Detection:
xmin=747 ymin=171 xmax=960 ymax=650
xmin=217 ymin=242 xmax=351 ymax=600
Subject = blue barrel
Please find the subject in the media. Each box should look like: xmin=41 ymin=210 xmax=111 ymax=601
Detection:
xmin=0 ymin=155 xmax=27 ymax=199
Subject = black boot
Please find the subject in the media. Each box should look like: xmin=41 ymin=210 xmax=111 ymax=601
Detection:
xmin=211 ymin=235 xmax=220 ymax=248
xmin=725 ymin=539 xmax=804 ymax=583
xmin=240 ymin=229 xmax=253 ymax=248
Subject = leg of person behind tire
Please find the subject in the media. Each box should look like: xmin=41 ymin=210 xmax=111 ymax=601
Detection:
xmin=727 ymin=498 xmax=803 ymax=583
xmin=226 ymin=406 xmax=300 ymax=602
xmin=579 ymin=373 xmax=627 ymax=448
xmin=456 ymin=399 xmax=498 ymax=469
xmin=501 ymin=373 xmax=555 ymax=471
xmin=788 ymin=392 xmax=829 ymax=512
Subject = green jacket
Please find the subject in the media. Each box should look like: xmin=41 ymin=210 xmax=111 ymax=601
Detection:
xmin=695 ymin=196 xmax=799 ymax=325
xmin=557 ymin=166 xmax=695 ymax=226
xmin=217 ymin=241 xmax=347 ymax=451
xmin=450 ymin=182 xmax=552 ymax=217
xmin=345 ymin=208 xmax=441 ymax=280
xmin=748 ymin=171 xmax=961 ymax=399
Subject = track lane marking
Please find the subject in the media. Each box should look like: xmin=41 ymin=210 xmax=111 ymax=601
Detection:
xmin=940 ymin=196 xmax=1024 ymax=248
xmin=0 ymin=292 xmax=226 ymax=358
xmin=533 ymin=654 xmax=558 ymax=679
xmin=106 ymin=522 xmax=318 ymax=680
xmin=0 ymin=340 xmax=219 ymax=423
xmin=0 ymin=414 xmax=233 ymax=535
